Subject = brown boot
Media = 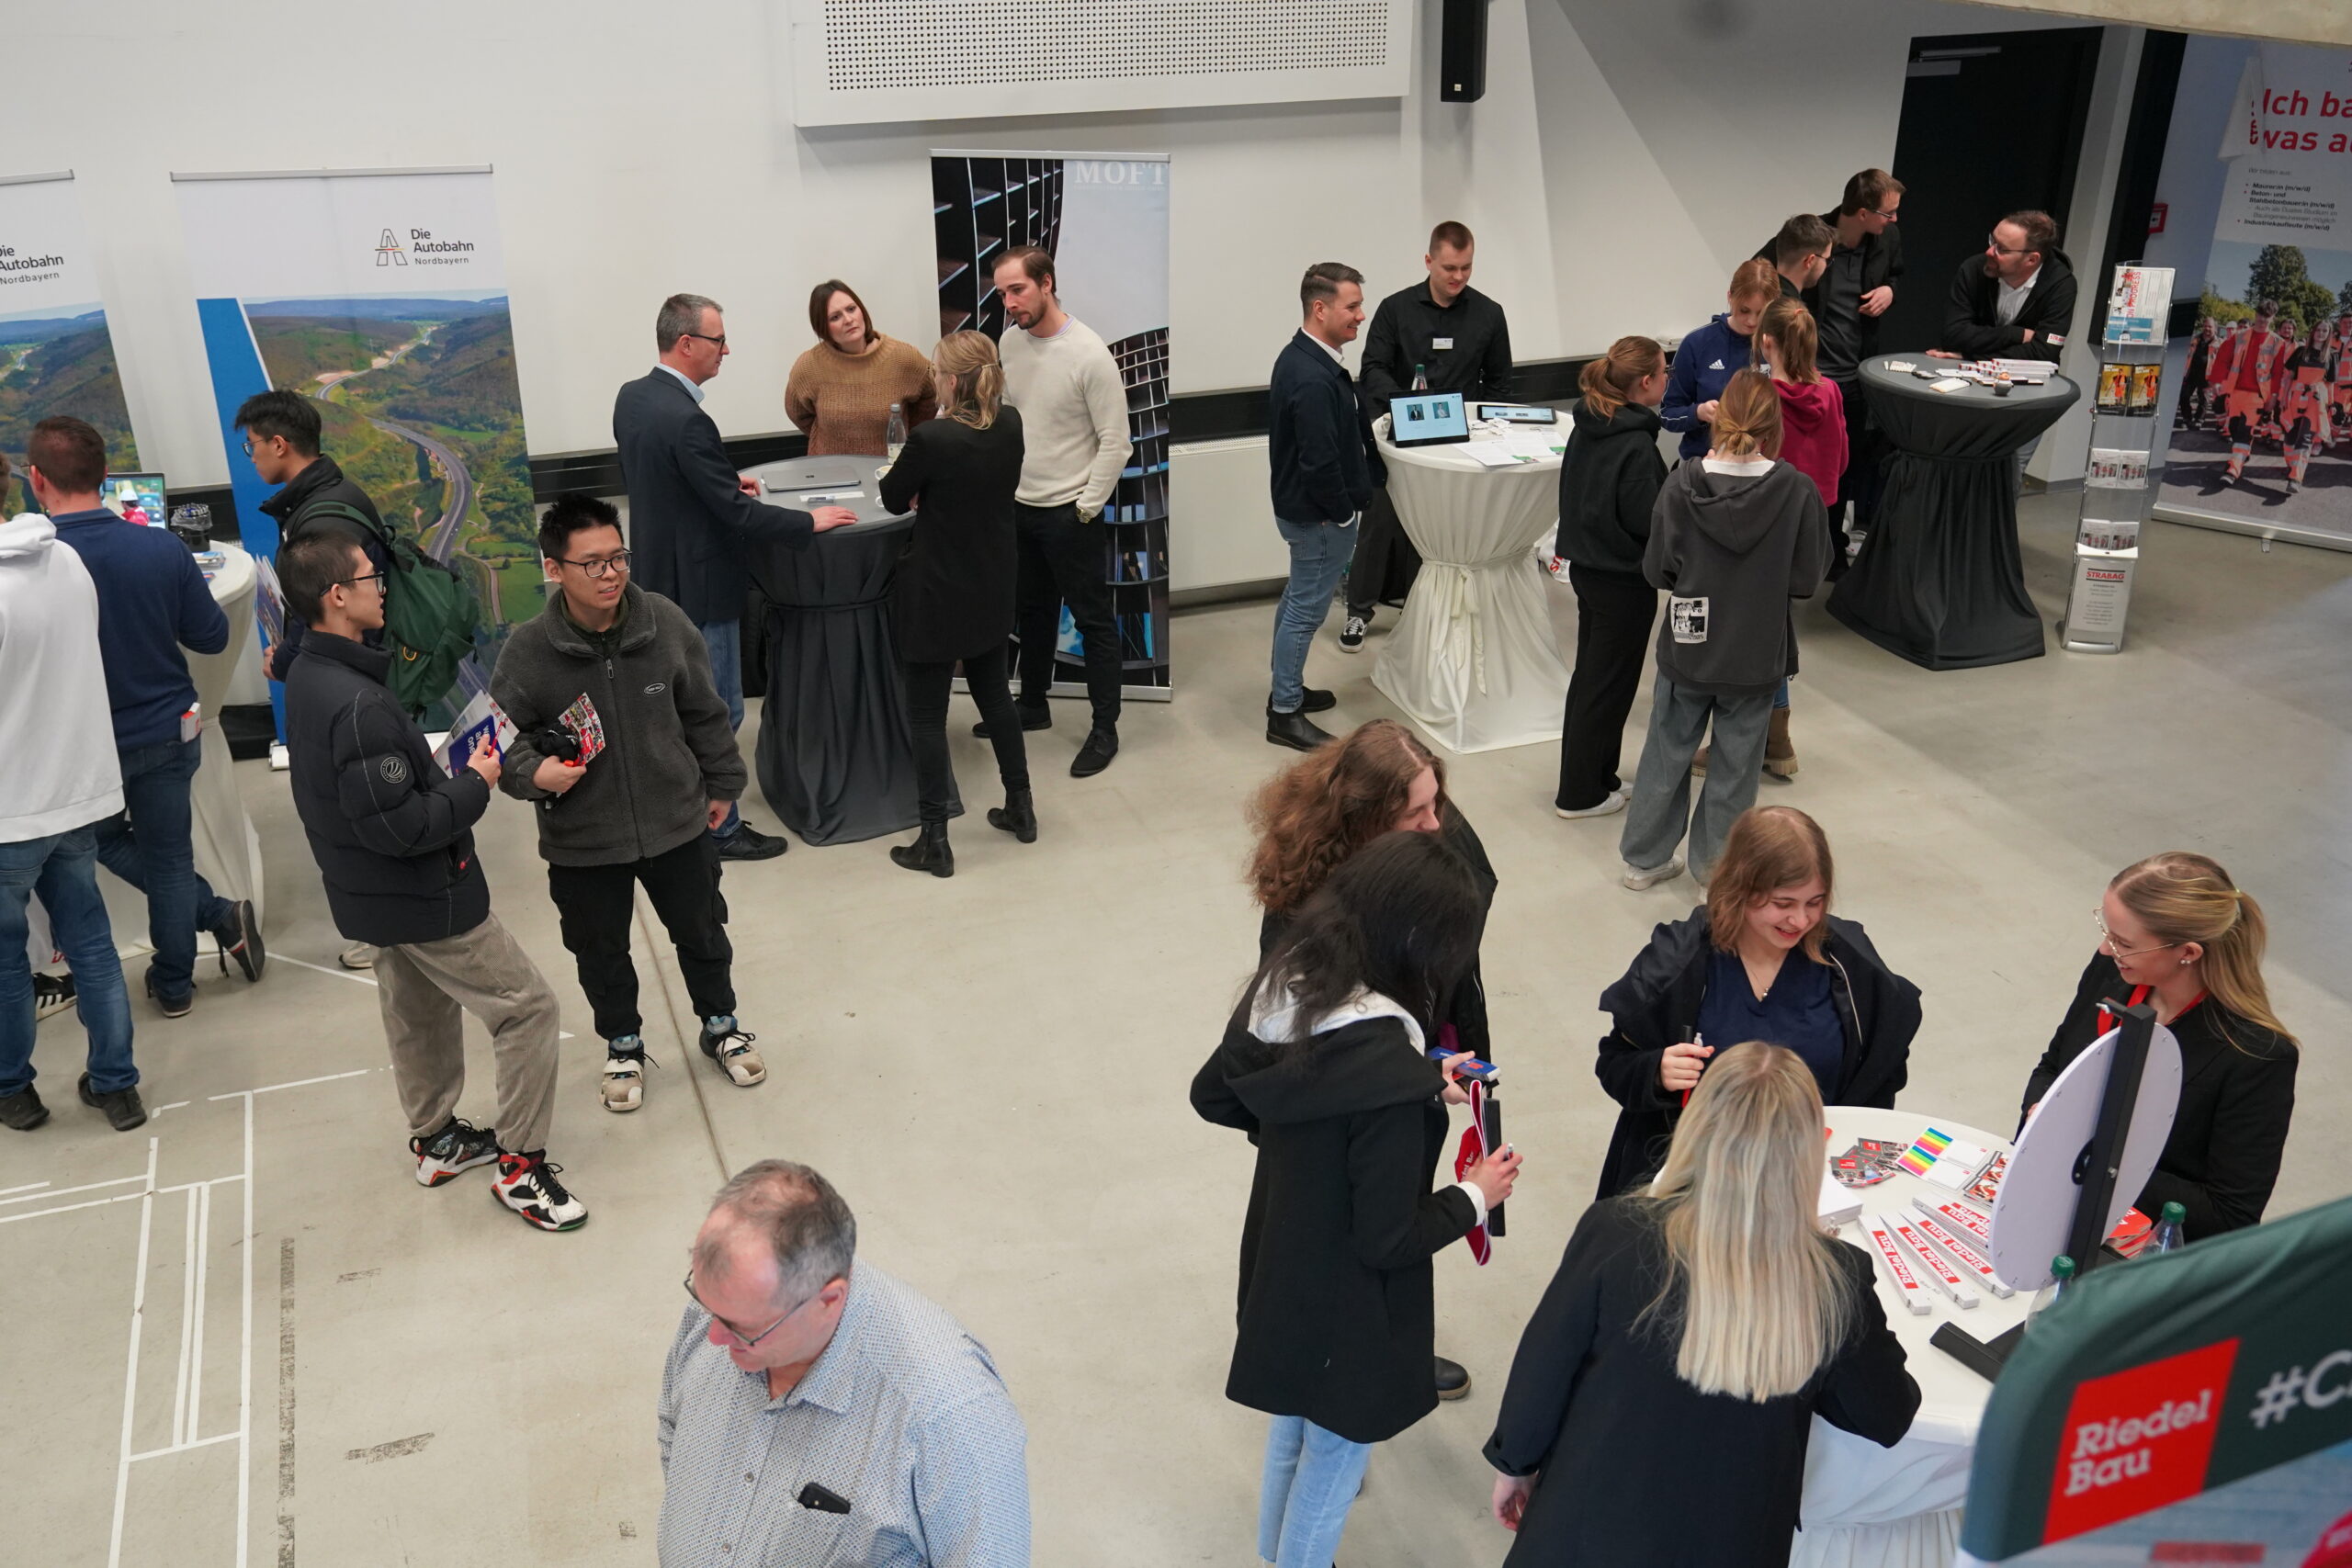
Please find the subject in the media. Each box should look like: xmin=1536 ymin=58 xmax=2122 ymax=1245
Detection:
xmin=1764 ymin=705 xmax=1798 ymax=779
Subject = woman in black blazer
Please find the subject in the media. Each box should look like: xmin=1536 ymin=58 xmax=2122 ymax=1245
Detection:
xmin=1593 ymin=806 xmax=1920 ymax=1199
xmin=876 ymin=330 xmax=1028 ymax=877
xmin=2021 ymin=852 xmax=2298 ymax=1238
xmin=1487 ymin=1043 xmax=1919 ymax=1567
xmin=1193 ymin=830 xmax=1521 ymax=1568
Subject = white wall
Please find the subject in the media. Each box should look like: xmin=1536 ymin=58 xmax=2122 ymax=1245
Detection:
xmin=12 ymin=0 xmax=2127 ymax=585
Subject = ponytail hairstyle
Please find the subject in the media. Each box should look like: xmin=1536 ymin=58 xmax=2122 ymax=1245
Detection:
xmin=1757 ymin=298 xmax=1820 ymax=385
xmin=2109 ymin=853 xmax=2298 ymax=1050
xmin=1641 ymin=1043 xmax=1854 ymax=1401
xmin=1577 ymin=335 xmax=1667 ymax=420
xmin=1711 ymin=368 xmax=1784 ymax=460
xmin=931 ymin=330 xmax=1004 ymax=431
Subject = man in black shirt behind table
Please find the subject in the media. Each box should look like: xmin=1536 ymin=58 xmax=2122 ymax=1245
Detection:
xmin=1341 ymin=220 xmax=1514 ymax=652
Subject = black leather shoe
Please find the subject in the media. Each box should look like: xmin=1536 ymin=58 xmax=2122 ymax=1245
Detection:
xmin=210 ymin=898 xmax=266 ymax=982
xmin=1299 ymin=687 xmax=1338 ymax=714
xmin=974 ymin=704 xmax=1052 ymax=739
xmin=145 ymin=974 xmax=193 ymax=1019
xmin=1435 ymin=1355 xmax=1472 ymax=1401
xmin=1070 ymin=728 xmax=1119 ymax=778
xmin=987 ymin=788 xmax=1038 ymax=843
xmin=1265 ymin=705 xmax=1335 ymax=751
xmin=0 ymin=1087 xmax=48 ymax=1132
xmin=888 ymin=820 xmax=955 ymax=877
xmin=717 ymin=823 xmax=789 ymax=861
xmin=78 ymin=1073 xmax=147 ymax=1132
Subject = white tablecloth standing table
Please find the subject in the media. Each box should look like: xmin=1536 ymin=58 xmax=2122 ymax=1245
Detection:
xmin=1793 ymin=1107 xmax=2031 ymax=1568
xmin=1369 ymin=423 xmax=1567 ymax=753
xmin=95 ymin=542 xmax=266 ymax=960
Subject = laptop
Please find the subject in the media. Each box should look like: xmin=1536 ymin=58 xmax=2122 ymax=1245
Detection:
xmin=1389 ymin=391 xmax=1470 ymax=447
xmin=101 ymin=471 xmax=168 ymax=525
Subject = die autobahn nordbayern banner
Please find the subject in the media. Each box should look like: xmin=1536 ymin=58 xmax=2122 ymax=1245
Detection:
xmin=171 ymin=165 xmax=539 ymax=714
xmin=0 ymin=169 xmax=141 ymax=513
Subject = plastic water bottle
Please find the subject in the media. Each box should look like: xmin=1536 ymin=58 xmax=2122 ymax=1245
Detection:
xmin=1411 ymin=364 xmax=1429 ymax=391
xmin=2027 ymin=1254 xmax=2075 ymax=1328
xmin=886 ymin=402 xmax=908 ymax=463
xmin=2149 ymin=1202 xmax=2188 ymax=1255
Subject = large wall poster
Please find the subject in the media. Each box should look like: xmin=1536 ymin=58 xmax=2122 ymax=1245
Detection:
xmin=0 ymin=171 xmax=140 ymax=515
xmin=932 ymin=151 xmax=1172 ymax=697
xmin=2156 ymin=45 xmax=2352 ymax=548
xmin=173 ymin=167 xmax=540 ymax=687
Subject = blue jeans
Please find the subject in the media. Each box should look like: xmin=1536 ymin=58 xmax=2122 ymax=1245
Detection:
xmin=1270 ymin=515 xmax=1358 ymax=714
xmin=1258 ymin=1416 xmax=1372 ymax=1567
xmin=697 ymin=617 xmax=745 ymax=838
xmin=2 ymin=825 xmax=138 ymax=1096
xmin=94 ymin=738 xmax=232 ymax=1003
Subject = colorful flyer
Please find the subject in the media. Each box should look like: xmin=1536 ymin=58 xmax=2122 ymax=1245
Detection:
xmin=2097 ymin=363 xmax=2132 ymax=413
xmin=1896 ymin=1127 xmax=1954 ymax=1178
xmin=2128 ymin=363 xmax=2161 ymax=412
xmin=557 ymin=693 xmax=607 ymax=763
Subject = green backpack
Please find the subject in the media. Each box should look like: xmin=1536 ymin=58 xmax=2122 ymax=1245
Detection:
xmin=289 ymin=498 xmax=480 ymax=714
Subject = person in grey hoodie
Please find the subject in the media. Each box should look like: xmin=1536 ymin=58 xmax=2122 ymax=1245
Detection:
xmin=1619 ymin=371 xmax=1831 ymax=891
xmin=491 ymin=494 xmax=763 ymax=1113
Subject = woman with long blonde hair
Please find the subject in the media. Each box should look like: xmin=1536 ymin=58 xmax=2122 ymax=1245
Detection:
xmin=876 ymin=330 xmax=1030 ymax=875
xmin=1486 ymin=1043 xmax=1917 ymax=1564
xmin=2021 ymin=852 xmax=2299 ymax=1236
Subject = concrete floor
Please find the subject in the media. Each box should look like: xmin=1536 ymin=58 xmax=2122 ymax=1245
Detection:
xmin=7 ymin=494 xmax=2347 ymax=1567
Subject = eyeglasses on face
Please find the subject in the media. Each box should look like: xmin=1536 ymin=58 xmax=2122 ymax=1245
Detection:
xmin=681 ymin=331 xmax=729 ymax=350
xmin=340 ymin=570 xmax=388 ymax=592
xmin=2092 ymin=907 xmax=2180 ymax=960
xmin=1986 ymin=232 xmax=2031 ymax=257
xmin=684 ymin=1269 xmax=803 ymax=1350
xmin=559 ymin=548 xmax=632 ymax=579
xmin=1871 ymin=207 xmax=1900 ymax=220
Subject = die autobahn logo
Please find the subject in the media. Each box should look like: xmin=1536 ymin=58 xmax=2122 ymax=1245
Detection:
xmin=373 ymin=227 xmax=476 ymax=268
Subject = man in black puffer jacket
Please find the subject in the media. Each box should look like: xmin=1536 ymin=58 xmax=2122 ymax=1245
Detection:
xmin=277 ymin=532 xmax=587 ymax=1234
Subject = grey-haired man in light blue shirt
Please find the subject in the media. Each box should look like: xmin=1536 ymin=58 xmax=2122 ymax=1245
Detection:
xmin=659 ymin=1160 xmax=1030 ymax=1566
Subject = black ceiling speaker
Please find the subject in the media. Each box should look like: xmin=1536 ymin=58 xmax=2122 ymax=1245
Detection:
xmin=1440 ymin=0 xmax=1487 ymax=103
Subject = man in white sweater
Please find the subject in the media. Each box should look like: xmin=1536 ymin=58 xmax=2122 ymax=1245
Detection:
xmin=990 ymin=246 xmax=1133 ymax=778
xmin=0 ymin=457 xmax=143 ymax=1134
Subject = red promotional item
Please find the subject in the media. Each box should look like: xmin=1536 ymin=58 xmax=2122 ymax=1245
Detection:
xmin=1452 ymin=1077 xmax=1493 ymax=1267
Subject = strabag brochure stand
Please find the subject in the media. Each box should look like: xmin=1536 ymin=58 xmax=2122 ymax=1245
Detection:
xmin=2062 ymin=264 xmax=2174 ymax=652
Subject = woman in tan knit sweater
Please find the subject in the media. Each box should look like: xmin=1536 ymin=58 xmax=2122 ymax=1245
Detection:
xmin=785 ymin=280 xmax=937 ymax=457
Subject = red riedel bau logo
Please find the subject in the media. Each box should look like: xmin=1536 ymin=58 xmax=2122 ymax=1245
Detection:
xmin=2044 ymin=1338 xmax=2240 ymax=1545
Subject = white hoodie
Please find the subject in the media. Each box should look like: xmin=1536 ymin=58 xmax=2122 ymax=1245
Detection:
xmin=0 ymin=513 xmax=123 ymax=840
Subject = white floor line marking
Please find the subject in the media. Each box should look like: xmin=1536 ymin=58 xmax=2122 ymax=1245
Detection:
xmin=0 ymin=1189 xmax=152 ymax=1226
xmin=191 ymin=1180 xmax=213 ymax=1446
xmin=267 ymin=953 xmax=378 ymax=987
xmin=236 ymin=1090 xmax=254 ymax=1568
xmin=151 ymin=1101 xmax=190 ymax=1117
xmin=106 ymin=1137 xmax=159 ymax=1568
xmin=174 ymin=1190 xmax=198 ymax=1449
xmin=0 ymin=1172 xmax=145 ymax=1207
xmin=0 ymin=1179 xmax=51 ymax=1197
xmin=209 ymin=1067 xmax=373 ymax=1101
xmin=129 ymin=1431 xmax=238 ymax=1462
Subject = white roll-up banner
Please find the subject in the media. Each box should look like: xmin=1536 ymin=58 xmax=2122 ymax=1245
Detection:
xmin=0 ymin=171 xmax=142 ymax=513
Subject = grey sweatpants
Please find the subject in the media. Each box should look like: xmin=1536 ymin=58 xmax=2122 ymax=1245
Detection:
xmin=1619 ymin=674 xmax=1774 ymax=886
xmin=373 ymin=912 xmax=561 ymax=1157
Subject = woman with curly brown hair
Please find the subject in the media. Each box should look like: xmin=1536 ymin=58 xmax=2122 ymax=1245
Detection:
xmin=1246 ymin=716 xmax=1498 ymax=1401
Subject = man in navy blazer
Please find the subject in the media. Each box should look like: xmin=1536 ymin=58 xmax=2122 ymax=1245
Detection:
xmin=612 ymin=294 xmax=856 ymax=859
xmin=1264 ymin=264 xmax=1384 ymax=751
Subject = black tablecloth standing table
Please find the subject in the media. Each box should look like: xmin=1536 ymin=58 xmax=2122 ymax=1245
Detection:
xmin=739 ymin=455 xmax=957 ymax=846
xmin=1827 ymin=356 xmax=2080 ymax=670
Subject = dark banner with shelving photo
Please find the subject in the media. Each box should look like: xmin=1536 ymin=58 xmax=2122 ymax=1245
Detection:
xmin=933 ymin=151 xmax=1172 ymax=696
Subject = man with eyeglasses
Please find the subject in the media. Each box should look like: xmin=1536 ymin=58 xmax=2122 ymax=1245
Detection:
xmin=660 ymin=1160 xmax=1029 ymax=1568
xmin=234 ymin=389 xmax=392 ymax=685
xmin=490 ymin=492 xmax=763 ymax=1111
xmin=276 ymin=531 xmax=585 ymax=1231
xmin=1936 ymin=209 xmax=2077 ymax=490
xmin=1758 ymin=171 xmax=1907 ymax=554
xmin=615 ymin=294 xmax=859 ymax=863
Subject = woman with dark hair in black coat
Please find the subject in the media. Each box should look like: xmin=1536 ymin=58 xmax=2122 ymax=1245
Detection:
xmin=1193 ymin=830 xmax=1523 ymax=1568
xmin=1594 ymin=806 xmax=1920 ymax=1199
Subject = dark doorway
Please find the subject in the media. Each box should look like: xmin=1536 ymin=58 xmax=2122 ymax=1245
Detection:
xmin=1879 ymin=28 xmax=2106 ymax=356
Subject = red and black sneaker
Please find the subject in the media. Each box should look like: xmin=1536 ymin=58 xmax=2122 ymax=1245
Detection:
xmin=492 ymin=1150 xmax=589 ymax=1232
xmin=411 ymin=1118 xmax=500 ymax=1187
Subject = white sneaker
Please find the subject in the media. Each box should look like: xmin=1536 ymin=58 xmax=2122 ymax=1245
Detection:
xmin=338 ymin=942 xmax=376 ymax=971
xmin=491 ymin=1150 xmax=588 ymax=1232
xmin=1556 ymin=790 xmax=1629 ymax=820
xmin=1621 ymin=857 xmax=1685 ymax=891
xmin=701 ymin=1017 xmax=767 ymax=1087
xmin=602 ymin=1041 xmax=650 ymax=1112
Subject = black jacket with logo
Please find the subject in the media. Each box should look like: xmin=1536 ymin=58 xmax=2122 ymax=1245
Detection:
xmin=283 ymin=631 xmax=492 ymax=947
xmin=491 ymin=581 xmax=746 ymax=867
xmin=1940 ymin=248 xmax=2079 ymax=363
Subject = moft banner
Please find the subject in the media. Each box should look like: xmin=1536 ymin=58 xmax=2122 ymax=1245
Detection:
xmin=0 ymin=170 xmax=141 ymax=513
xmin=171 ymin=166 xmax=538 ymax=692
xmin=1958 ymin=1194 xmax=2352 ymax=1563
xmin=931 ymin=151 xmax=1171 ymax=697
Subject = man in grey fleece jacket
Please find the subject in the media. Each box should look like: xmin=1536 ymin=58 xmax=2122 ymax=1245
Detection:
xmin=491 ymin=494 xmax=764 ymax=1112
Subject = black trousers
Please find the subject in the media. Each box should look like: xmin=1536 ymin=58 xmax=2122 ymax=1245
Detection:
xmin=904 ymin=644 xmax=1030 ymax=825
xmin=1013 ymin=500 xmax=1122 ymax=730
xmin=1835 ymin=376 xmax=1888 ymax=532
xmin=1556 ymin=565 xmax=1658 ymax=812
xmin=1344 ymin=485 xmax=1421 ymax=617
xmin=546 ymin=834 xmax=733 ymax=1043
